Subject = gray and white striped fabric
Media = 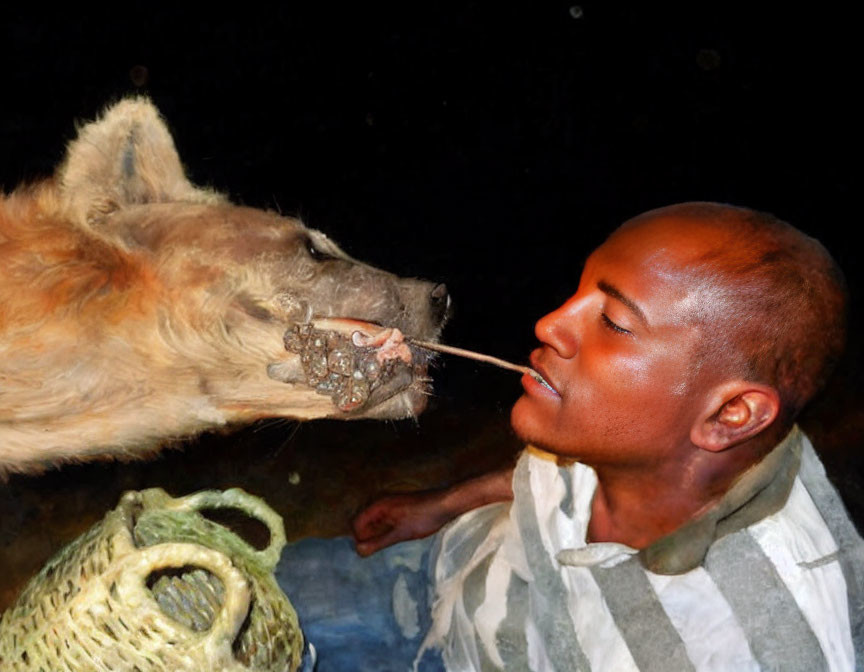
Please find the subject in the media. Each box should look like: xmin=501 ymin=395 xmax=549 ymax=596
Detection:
xmin=420 ymin=433 xmax=861 ymax=671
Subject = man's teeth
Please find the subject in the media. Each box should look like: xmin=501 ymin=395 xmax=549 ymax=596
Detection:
xmin=530 ymin=369 xmax=555 ymax=392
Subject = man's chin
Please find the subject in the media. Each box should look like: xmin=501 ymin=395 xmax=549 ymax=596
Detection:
xmin=510 ymin=395 xmax=544 ymax=445
xmin=510 ymin=395 xmax=574 ymax=457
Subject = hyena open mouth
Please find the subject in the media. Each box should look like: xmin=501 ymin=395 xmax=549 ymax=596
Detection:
xmin=268 ymin=318 xmax=433 ymax=415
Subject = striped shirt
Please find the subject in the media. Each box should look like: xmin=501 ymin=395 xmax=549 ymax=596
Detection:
xmin=421 ymin=428 xmax=864 ymax=671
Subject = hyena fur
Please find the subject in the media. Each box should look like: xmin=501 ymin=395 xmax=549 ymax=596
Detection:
xmin=0 ymin=99 xmax=449 ymax=476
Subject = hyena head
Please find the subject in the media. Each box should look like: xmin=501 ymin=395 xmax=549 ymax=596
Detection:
xmin=0 ymin=98 xmax=449 ymax=474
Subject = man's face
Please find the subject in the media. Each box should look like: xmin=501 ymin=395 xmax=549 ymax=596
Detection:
xmin=511 ymin=217 xmax=719 ymax=467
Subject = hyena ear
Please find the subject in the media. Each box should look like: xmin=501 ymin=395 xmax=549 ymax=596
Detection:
xmin=57 ymin=97 xmax=223 ymax=226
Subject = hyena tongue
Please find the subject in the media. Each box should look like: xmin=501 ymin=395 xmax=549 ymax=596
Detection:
xmin=308 ymin=317 xmax=387 ymax=338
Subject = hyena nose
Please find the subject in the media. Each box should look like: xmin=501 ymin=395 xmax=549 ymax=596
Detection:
xmin=430 ymin=282 xmax=451 ymax=324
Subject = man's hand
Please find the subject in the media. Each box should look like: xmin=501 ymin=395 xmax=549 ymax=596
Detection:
xmin=352 ymin=490 xmax=456 ymax=557
xmin=352 ymin=466 xmax=516 ymax=556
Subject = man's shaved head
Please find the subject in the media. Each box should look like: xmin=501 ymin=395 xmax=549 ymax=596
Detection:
xmin=620 ymin=202 xmax=847 ymax=427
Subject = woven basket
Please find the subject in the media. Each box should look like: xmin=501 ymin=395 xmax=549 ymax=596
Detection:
xmin=0 ymin=487 xmax=303 ymax=672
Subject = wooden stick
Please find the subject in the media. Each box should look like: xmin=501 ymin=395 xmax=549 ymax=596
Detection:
xmin=410 ymin=339 xmax=541 ymax=379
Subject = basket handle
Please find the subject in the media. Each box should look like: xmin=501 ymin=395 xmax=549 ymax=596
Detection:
xmin=179 ymin=488 xmax=288 ymax=570
xmin=111 ymin=543 xmax=251 ymax=653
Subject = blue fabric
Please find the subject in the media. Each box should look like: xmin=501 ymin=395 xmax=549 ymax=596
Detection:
xmin=276 ymin=536 xmax=445 ymax=672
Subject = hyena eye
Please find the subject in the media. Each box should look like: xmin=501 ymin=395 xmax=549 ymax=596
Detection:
xmin=305 ymin=236 xmax=336 ymax=262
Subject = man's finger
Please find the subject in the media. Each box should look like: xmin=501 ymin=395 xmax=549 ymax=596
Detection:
xmin=353 ymin=509 xmax=396 ymax=540
xmin=354 ymin=526 xmax=408 ymax=557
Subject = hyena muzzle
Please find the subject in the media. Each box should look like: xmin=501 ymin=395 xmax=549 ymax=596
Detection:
xmin=0 ymin=99 xmax=449 ymax=476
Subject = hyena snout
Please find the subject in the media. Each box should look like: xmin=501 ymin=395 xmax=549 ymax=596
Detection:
xmin=387 ymin=278 xmax=450 ymax=340
xmin=319 ymin=268 xmax=450 ymax=339
xmin=429 ymin=282 xmax=451 ymax=327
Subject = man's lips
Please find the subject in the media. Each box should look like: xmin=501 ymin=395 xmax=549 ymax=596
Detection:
xmin=525 ymin=354 xmax=559 ymax=396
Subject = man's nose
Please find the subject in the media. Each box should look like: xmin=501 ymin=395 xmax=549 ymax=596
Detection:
xmin=534 ymin=297 xmax=581 ymax=358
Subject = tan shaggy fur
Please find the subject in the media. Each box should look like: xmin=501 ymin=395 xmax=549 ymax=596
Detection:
xmin=0 ymin=99 xmax=446 ymax=476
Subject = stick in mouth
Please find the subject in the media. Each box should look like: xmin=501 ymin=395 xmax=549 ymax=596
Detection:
xmin=409 ymin=339 xmax=549 ymax=386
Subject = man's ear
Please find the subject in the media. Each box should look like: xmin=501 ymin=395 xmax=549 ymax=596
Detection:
xmin=691 ymin=381 xmax=780 ymax=452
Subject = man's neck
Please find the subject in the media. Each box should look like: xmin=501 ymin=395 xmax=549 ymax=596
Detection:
xmin=586 ymin=446 xmax=763 ymax=549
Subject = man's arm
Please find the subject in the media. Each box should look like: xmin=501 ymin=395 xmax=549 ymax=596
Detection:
xmin=352 ymin=466 xmax=515 ymax=556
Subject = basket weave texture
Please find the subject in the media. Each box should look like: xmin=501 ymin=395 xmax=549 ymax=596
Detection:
xmin=0 ymin=487 xmax=303 ymax=672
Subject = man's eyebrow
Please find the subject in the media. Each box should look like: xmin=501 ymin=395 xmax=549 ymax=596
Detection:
xmin=597 ymin=280 xmax=649 ymax=327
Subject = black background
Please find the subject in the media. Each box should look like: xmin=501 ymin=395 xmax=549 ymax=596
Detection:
xmin=2 ymin=5 xmax=862 ymax=527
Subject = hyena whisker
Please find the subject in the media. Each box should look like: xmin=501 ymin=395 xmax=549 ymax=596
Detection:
xmin=253 ymin=417 xmax=293 ymax=433
xmin=265 ymin=421 xmax=303 ymax=460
